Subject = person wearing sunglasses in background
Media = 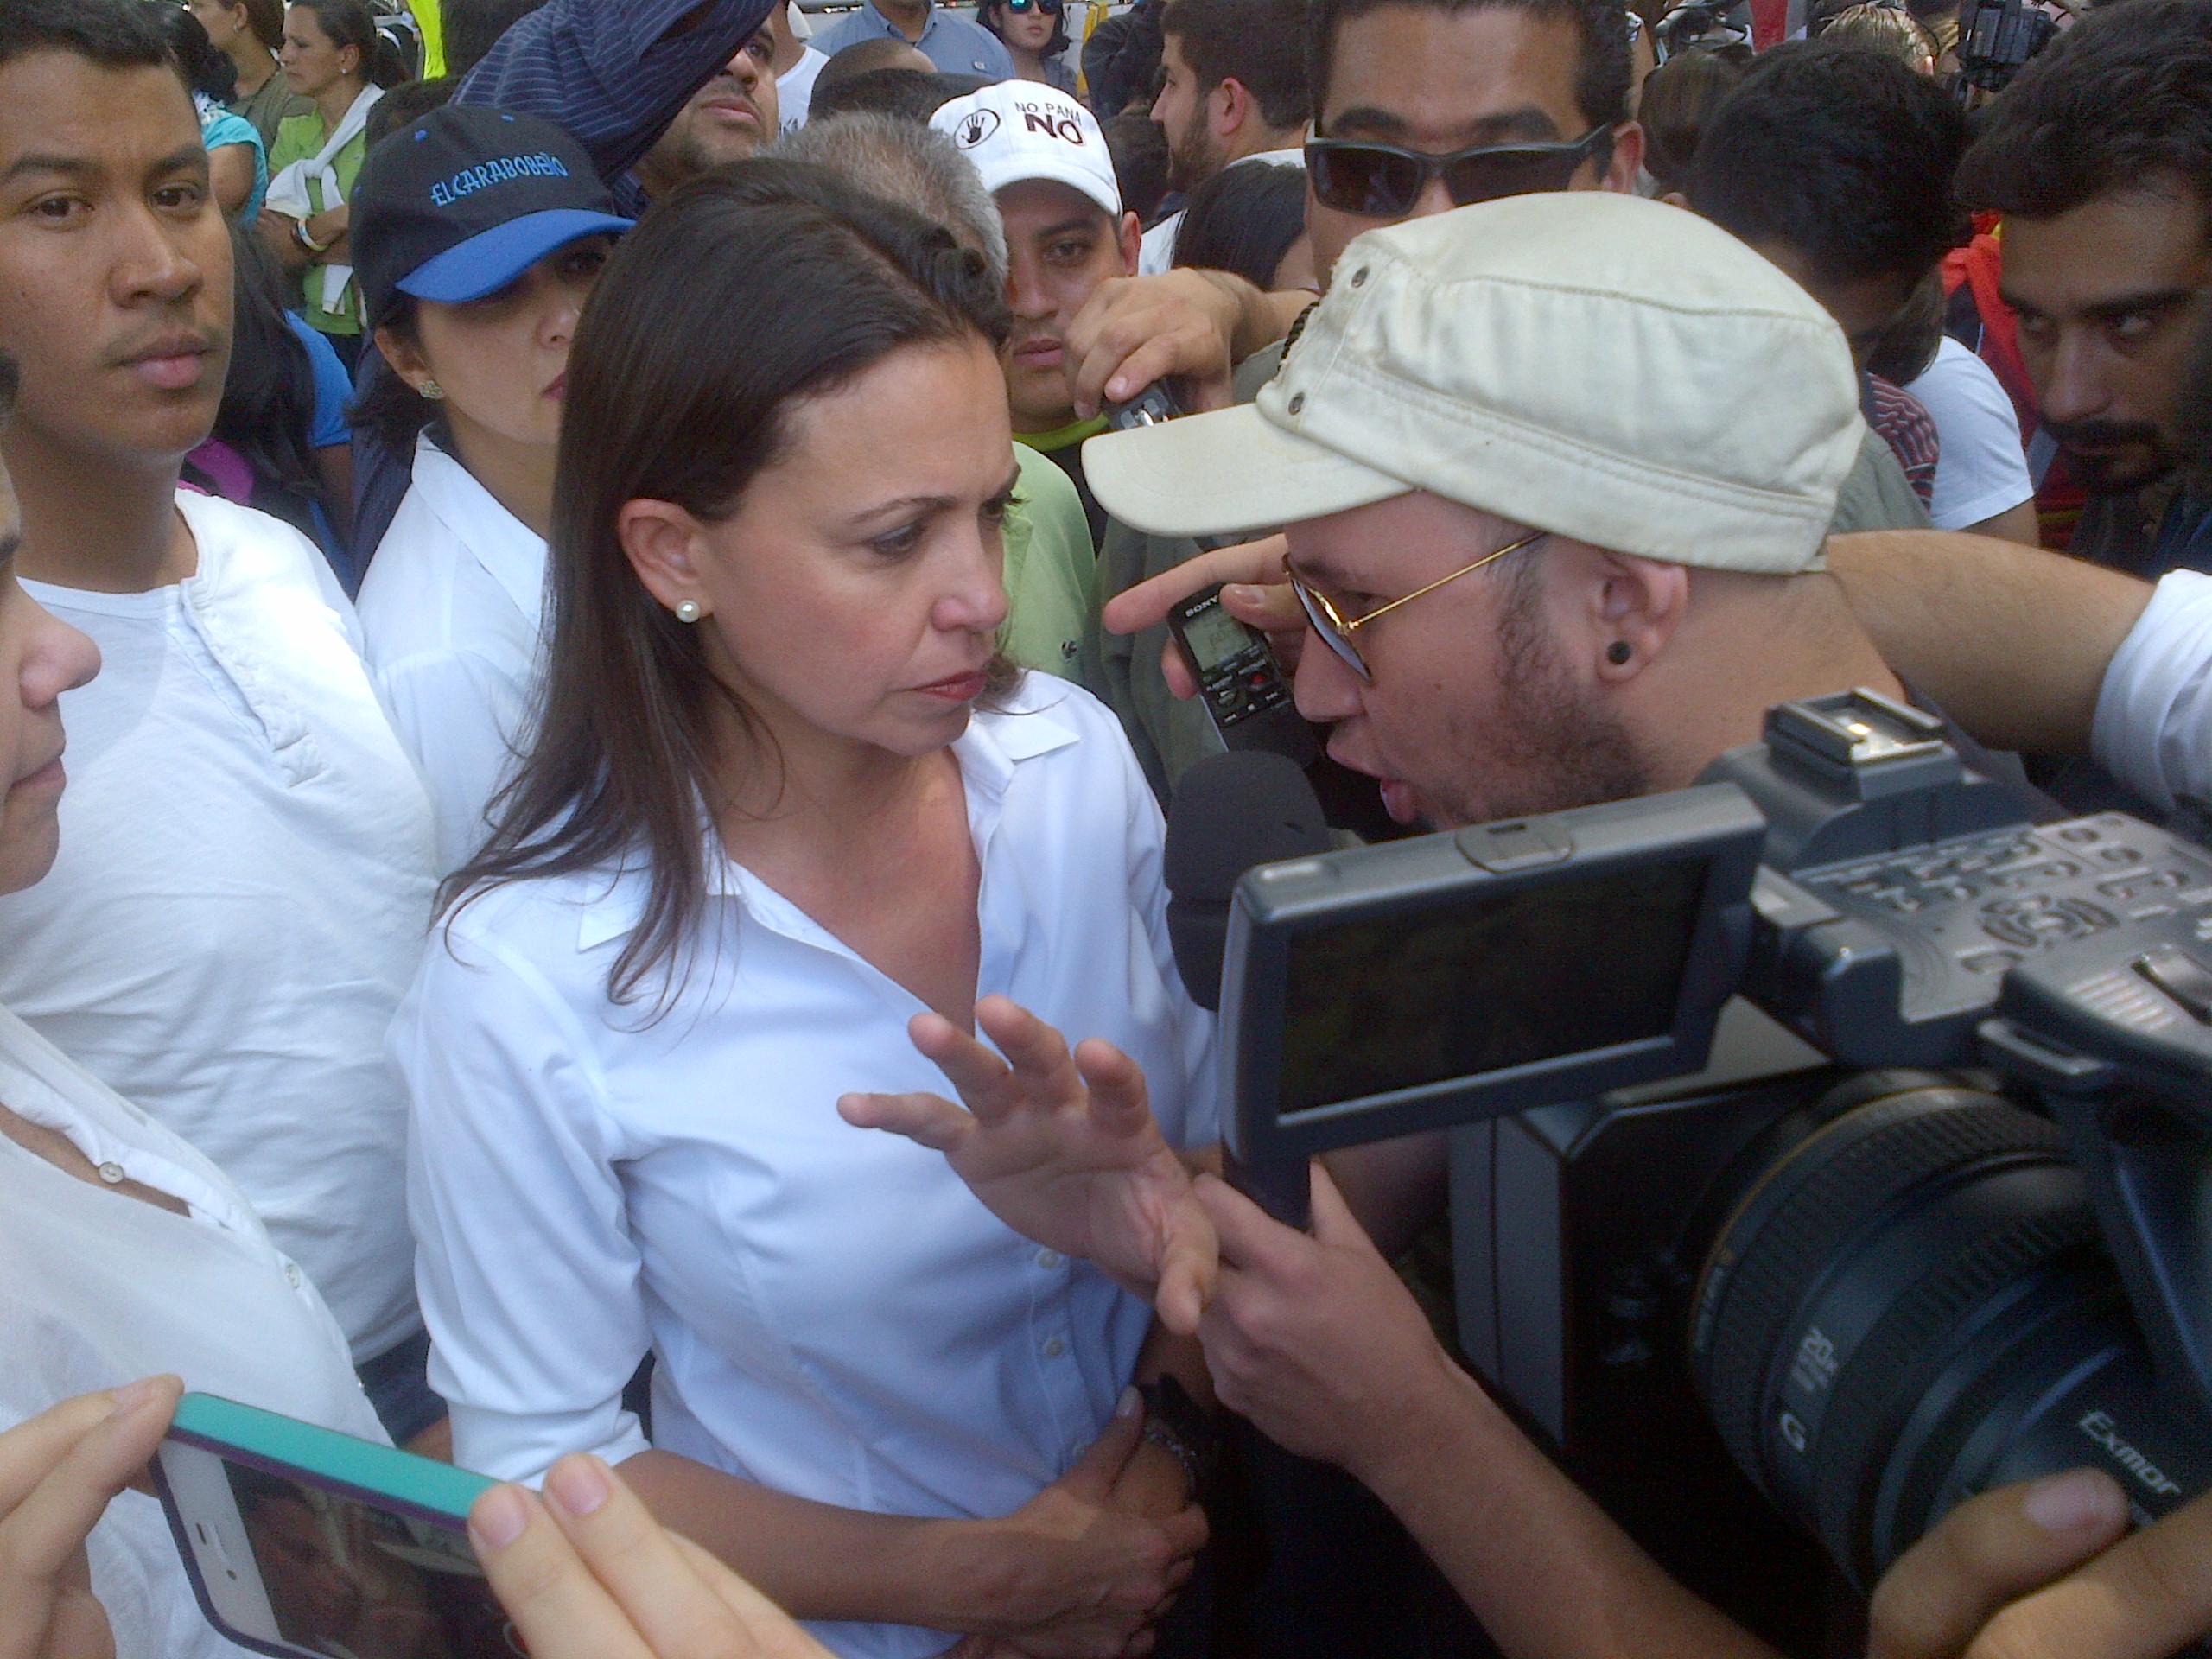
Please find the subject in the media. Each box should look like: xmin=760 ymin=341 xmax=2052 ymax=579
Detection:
xmin=978 ymin=0 xmax=1078 ymax=92
xmin=809 ymin=0 xmax=1014 ymax=80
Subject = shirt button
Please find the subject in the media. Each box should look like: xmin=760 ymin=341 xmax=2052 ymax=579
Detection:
xmin=1042 ymin=1336 xmax=1066 ymax=1358
xmin=1036 ymin=1248 xmax=1062 ymax=1269
xmin=96 ymin=1161 xmax=124 ymax=1185
xmin=285 ymin=1262 xmax=303 ymax=1289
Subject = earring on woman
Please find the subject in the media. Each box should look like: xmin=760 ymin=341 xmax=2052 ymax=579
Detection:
xmin=418 ymin=381 xmax=446 ymax=401
xmin=1606 ymin=640 xmax=1631 ymax=665
xmin=676 ymin=600 xmax=704 ymax=624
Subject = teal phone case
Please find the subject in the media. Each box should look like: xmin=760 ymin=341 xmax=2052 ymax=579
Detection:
xmin=167 ymin=1392 xmax=496 ymax=1522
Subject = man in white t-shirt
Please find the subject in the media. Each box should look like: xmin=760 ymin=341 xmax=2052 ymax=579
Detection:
xmin=1136 ymin=0 xmax=1311 ymax=275
xmin=771 ymin=0 xmax=829 ymax=131
xmin=1902 ymin=335 xmax=2037 ymax=538
xmin=0 ymin=4 xmax=441 ymax=1446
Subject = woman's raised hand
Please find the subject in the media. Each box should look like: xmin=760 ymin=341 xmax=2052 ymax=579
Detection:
xmin=840 ymin=995 xmax=1219 ymax=1335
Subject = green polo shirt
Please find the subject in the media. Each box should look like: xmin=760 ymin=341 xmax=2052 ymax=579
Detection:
xmin=1003 ymin=444 xmax=1096 ymax=682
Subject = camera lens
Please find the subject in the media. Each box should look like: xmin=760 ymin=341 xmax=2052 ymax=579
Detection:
xmin=1687 ymin=1081 xmax=2207 ymax=1586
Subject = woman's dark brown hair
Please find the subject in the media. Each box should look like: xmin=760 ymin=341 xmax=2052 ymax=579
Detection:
xmin=443 ymin=162 xmax=1013 ymax=1007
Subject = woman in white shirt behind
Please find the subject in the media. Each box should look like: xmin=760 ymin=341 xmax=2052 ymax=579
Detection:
xmin=396 ymin=166 xmax=1215 ymax=1659
xmin=350 ymin=105 xmax=632 ymax=873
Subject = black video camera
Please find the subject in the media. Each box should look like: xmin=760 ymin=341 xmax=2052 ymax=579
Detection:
xmin=1211 ymin=690 xmax=2212 ymax=1630
xmin=1956 ymin=0 xmax=2058 ymax=93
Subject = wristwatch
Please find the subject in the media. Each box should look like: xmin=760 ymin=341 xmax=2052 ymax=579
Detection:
xmin=1136 ymin=1375 xmax=1218 ymax=1498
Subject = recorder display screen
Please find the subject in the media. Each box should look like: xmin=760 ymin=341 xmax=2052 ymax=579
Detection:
xmin=1276 ymin=857 xmax=1707 ymax=1117
xmin=1179 ymin=606 xmax=1252 ymax=671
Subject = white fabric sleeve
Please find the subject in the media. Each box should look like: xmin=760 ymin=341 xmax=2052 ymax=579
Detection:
xmin=1137 ymin=214 xmax=1179 ymax=278
xmin=2091 ymin=570 xmax=2212 ymax=815
xmin=372 ymin=650 xmax=531 ymax=874
xmin=1907 ymin=340 xmax=2036 ymax=532
xmin=395 ymin=924 xmax=654 ymax=1484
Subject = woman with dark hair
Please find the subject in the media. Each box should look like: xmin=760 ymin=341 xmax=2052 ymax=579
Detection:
xmin=1171 ymin=158 xmax=1315 ymax=292
xmin=191 ymin=0 xmax=315 ymax=144
xmin=263 ymin=0 xmax=407 ymax=371
xmin=396 ymin=165 xmax=1213 ymax=1659
xmin=1634 ymin=46 xmax=1747 ymax=195
xmin=350 ymin=105 xmax=632 ymax=870
xmin=184 ymin=226 xmax=357 ymax=570
xmin=977 ymin=0 xmax=1076 ymax=90
xmin=153 ymin=5 xmax=269 ymax=224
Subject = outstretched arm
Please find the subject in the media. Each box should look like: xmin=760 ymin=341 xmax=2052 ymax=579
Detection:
xmin=1825 ymin=530 xmax=2152 ymax=756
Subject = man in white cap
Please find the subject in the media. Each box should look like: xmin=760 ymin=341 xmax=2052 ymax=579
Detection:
xmin=1085 ymin=192 xmax=1930 ymax=828
xmin=932 ymin=79 xmax=1139 ymax=542
xmin=838 ymin=194 xmax=2212 ymax=1659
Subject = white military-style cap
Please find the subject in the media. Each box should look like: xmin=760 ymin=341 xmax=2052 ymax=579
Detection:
xmin=1083 ymin=192 xmax=1866 ymax=573
xmin=931 ymin=80 xmax=1122 ymax=219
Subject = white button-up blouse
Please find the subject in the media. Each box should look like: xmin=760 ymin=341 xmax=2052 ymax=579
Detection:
xmin=395 ymin=674 xmax=1218 ymax=1659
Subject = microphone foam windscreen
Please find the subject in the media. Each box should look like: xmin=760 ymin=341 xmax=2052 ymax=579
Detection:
xmin=1164 ymin=751 xmax=1332 ymax=1011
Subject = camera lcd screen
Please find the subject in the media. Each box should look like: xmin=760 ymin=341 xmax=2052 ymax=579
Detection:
xmin=1275 ymin=857 xmax=1708 ymax=1118
xmin=224 ymin=1462 xmax=515 ymax=1658
xmin=1180 ymin=606 xmax=1252 ymax=672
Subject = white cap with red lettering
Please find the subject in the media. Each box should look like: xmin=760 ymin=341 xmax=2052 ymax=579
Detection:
xmin=931 ymin=80 xmax=1122 ymax=218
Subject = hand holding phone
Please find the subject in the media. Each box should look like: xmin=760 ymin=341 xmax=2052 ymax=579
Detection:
xmin=468 ymin=1456 xmax=834 ymax=1659
xmin=157 ymin=1393 xmax=502 ymax=1659
xmin=1166 ymin=584 xmax=1318 ymax=767
xmin=1 ymin=1376 xmax=181 ymax=1659
xmin=158 ymin=1394 xmax=833 ymax=1659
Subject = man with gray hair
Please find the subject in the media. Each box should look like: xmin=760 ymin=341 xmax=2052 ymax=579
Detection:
xmin=778 ymin=110 xmax=1007 ymax=280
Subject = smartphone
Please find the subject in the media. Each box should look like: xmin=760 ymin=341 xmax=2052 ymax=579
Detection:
xmin=1103 ymin=382 xmax=1181 ymax=430
xmin=1166 ymin=584 xmax=1317 ymax=766
xmin=155 ymin=1393 xmax=518 ymax=1659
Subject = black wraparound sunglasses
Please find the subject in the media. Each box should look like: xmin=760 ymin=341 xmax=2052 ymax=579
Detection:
xmin=1305 ymin=124 xmax=1615 ymax=219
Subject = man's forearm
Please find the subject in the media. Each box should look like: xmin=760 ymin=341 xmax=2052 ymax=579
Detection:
xmin=1827 ymin=531 xmax=2153 ymax=756
xmin=1354 ymin=1358 xmax=1781 ymax=1659
xmin=1199 ymin=271 xmax=1307 ymax=365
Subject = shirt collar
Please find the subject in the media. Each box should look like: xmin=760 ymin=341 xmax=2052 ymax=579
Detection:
xmin=410 ymin=431 xmax=551 ymax=631
xmin=1013 ymin=413 xmax=1109 ymax=453
xmin=574 ymin=688 xmax=1080 ymax=953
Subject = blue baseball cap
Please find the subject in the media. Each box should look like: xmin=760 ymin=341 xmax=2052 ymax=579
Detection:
xmin=353 ymin=105 xmax=632 ymax=330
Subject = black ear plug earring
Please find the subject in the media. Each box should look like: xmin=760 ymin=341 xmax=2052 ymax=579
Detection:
xmin=1606 ymin=640 xmax=1632 ymax=665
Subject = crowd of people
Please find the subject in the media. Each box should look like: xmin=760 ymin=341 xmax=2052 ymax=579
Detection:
xmin=6 ymin=0 xmax=2212 ymax=1658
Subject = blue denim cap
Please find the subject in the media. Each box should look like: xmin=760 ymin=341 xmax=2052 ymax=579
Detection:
xmin=353 ymin=105 xmax=632 ymax=330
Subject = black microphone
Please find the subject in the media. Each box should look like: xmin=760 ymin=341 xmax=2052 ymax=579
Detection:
xmin=1165 ymin=751 xmax=1332 ymax=1013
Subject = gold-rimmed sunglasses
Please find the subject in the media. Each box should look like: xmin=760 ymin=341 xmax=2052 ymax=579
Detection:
xmin=1290 ymin=529 xmax=1548 ymax=682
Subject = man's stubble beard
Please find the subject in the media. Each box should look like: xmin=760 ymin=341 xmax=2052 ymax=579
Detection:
xmin=1165 ymin=114 xmax=1223 ymax=195
xmin=1430 ymin=554 xmax=1650 ymax=830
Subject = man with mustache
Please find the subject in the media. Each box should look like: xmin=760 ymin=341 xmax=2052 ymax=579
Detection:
xmin=0 ymin=0 xmax=441 ymax=1447
xmin=1956 ymin=0 xmax=2212 ymax=577
xmin=634 ymin=25 xmax=782 ymax=197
